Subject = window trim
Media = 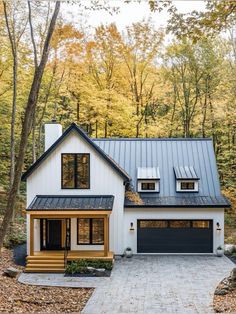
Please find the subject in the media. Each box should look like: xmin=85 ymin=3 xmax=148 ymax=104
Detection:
xmin=77 ymin=218 xmax=104 ymax=245
xmin=176 ymin=180 xmax=199 ymax=192
xmin=61 ymin=153 xmax=90 ymax=190
xmin=137 ymin=179 xmax=160 ymax=193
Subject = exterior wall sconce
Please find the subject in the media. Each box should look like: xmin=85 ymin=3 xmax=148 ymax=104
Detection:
xmin=130 ymin=222 xmax=134 ymax=231
xmin=216 ymin=222 xmax=221 ymax=231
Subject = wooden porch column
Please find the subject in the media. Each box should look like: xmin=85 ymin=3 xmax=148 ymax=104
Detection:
xmin=30 ymin=215 xmax=34 ymax=256
xmin=104 ymin=216 xmax=109 ymax=257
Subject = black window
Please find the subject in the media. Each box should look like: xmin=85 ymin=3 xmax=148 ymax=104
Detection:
xmin=180 ymin=182 xmax=195 ymax=190
xmin=77 ymin=218 xmax=104 ymax=245
xmin=140 ymin=220 xmax=168 ymax=228
xmin=141 ymin=182 xmax=156 ymax=190
xmin=169 ymin=220 xmax=191 ymax=228
xmin=62 ymin=154 xmax=90 ymax=189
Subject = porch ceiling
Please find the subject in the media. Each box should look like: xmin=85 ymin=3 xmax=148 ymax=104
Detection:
xmin=27 ymin=195 xmax=114 ymax=211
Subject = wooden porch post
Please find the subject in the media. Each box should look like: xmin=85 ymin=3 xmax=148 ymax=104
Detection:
xmin=30 ymin=215 xmax=34 ymax=256
xmin=104 ymin=216 xmax=109 ymax=257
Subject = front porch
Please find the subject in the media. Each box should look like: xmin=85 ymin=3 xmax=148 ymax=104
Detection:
xmin=26 ymin=207 xmax=113 ymax=272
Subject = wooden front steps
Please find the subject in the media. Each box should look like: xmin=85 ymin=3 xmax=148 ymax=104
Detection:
xmin=25 ymin=251 xmax=114 ymax=273
xmin=25 ymin=254 xmax=65 ymax=273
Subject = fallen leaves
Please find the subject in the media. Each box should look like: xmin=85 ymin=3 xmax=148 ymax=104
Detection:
xmin=0 ymin=248 xmax=93 ymax=313
xmin=213 ymin=281 xmax=236 ymax=313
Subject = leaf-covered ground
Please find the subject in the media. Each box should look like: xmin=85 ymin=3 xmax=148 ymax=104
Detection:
xmin=213 ymin=281 xmax=236 ymax=313
xmin=0 ymin=248 xmax=93 ymax=313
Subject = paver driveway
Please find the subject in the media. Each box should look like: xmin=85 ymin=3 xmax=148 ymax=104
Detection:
xmin=19 ymin=255 xmax=234 ymax=314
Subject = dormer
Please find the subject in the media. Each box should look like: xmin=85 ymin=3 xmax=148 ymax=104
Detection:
xmin=137 ymin=167 xmax=160 ymax=192
xmin=174 ymin=166 xmax=199 ymax=192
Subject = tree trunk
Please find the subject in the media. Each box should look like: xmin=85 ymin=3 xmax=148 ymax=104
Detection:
xmin=0 ymin=1 xmax=60 ymax=250
xmin=3 ymin=2 xmax=18 ymax=187
xmin=32 ymin=112 xmax=36 ymax=162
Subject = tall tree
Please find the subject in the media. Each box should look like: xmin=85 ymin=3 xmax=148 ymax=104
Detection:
xmin=120 ymin=21 xmax=163 ymax=137
xmin=3 ymin=1 xmax=27 ymax=186
xmin=0 ymin=1 xmax=60 ymax=249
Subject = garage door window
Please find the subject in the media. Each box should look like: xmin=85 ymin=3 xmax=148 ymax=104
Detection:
xmin=169 ymin=220 xmax=191 ymax=228
xmin=140 ymin=220 xmax=168 ymax=228
xmin=192 ymin=221 xmax=210 ymax=228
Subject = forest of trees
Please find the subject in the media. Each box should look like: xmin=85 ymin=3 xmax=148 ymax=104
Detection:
xmin=0 ymin=1 xmax=235 ymax=245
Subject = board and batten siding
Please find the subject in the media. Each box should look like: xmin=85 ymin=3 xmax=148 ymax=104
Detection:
xmin=124 ymin=207 xmax=224 ymax=254
xmin=26 ymin=130 xmax=125 ymax=255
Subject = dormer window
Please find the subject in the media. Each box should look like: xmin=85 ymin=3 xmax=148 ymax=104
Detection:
xmin=177 ymin=180 xmax=199 ymax=192
xmin=137 ymin=167 xmax=160 ymax=193
xmin=174 ymin=166 xmax=199 ymax=192
xmin=141 ymin=182 xmax=156 ymax=191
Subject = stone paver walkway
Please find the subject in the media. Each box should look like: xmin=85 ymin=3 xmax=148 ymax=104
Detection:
xmin=19 ymin=255 xmax=234 ymax=313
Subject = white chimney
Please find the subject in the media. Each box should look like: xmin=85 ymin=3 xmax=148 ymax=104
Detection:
xmin=44 ymin=120 xmax=62 ymax=151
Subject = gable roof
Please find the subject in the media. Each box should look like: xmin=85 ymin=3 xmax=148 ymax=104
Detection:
xmin=21 ymin=123 xmax=130 ymax=182
xmin=93 ymin=137 xmax=225 ymax=200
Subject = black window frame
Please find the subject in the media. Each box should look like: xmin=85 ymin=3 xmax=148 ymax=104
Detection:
xmin=61 ymin=153 xmax=90 ymax=189
xmin=180 ymin=181 xmax=195 ymax=190
xmin=77 ymin=218 xmax=104 ymax=245
xmin=141 ymin=182 xmax=156 ymax=191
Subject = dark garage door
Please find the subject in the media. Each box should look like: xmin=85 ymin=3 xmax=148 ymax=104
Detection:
xmin=137 ymin=220 xmax=213 ymax=253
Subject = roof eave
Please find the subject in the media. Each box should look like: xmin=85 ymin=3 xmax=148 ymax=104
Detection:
xmin=124 ymin=204 xmax=231 ymax=208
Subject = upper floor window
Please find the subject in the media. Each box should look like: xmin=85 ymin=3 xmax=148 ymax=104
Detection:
xmin=176 ymin=180 xmax=198 ymax=192
xmin=181 ymin=182 xmax=195 ymax=190
xmin=174 ymin=166 xmax=199 ymax=193
xmin=137 ymin=167 xmax=160 ymax=193
xmin=138 ymin=180 xmax=160 ymax=192
xmin=62 ymin=153 xmax=90 ymax=189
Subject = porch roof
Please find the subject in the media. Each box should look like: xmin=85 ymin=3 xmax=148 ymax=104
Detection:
xmin=27 ymin=195 xmax=114 ymax=211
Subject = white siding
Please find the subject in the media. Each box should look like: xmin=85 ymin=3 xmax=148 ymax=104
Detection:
xmin=123 ymin=207 xmax=224 ymax=254
xmin=26 ymin=130 xmax=125 ymax=255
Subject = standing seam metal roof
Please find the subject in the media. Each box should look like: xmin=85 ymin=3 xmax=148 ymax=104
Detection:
xmin=174 ymin=166 xmax=199 ymax=180
xmin=27 ymin=195 xmax=114 ymax=211
xmin=93 ymin=138 xmax=223 ymax=199
xmin=137 ymin=167 xmax=160 ymax=179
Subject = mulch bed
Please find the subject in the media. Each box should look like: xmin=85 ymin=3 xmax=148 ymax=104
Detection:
xmin=225 ymin=254 xmax=236 ymax=265
xmin=213 ymin=281 xmax=236 ymax=313
xmin=65 ymin=270 xmax=111 ymax=277
xmin=0 ymin=248 xmax=93 ymax=313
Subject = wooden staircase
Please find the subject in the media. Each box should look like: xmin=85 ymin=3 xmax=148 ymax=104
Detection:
xmin=25 ymin=254 xmax=65 ymax=273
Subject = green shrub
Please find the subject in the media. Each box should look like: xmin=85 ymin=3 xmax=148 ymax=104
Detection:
xmin=65 ymin=259 xmax=113 ymax=274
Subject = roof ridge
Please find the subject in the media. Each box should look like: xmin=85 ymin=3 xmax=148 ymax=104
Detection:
xmin=92 ymin=138 xmax=213 ymax=141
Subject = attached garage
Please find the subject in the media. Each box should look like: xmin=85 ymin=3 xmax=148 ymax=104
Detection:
xmin=137 ymin=219 xmax=213 ymax=253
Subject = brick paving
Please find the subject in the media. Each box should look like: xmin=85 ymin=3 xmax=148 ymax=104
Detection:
xmin=19 ymin=255 xmax=234 ymax=313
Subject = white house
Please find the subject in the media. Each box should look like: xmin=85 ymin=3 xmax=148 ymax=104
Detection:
xmin=22 ymin=122 xmax=230 ymax=272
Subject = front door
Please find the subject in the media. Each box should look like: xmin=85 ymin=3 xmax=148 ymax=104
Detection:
xmin=47 ymin=220 xmax=62 ymax=249
xmin=41 ymin=219 xmax=63 ymax=250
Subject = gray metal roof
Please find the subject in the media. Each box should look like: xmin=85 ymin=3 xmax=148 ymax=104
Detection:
xmin=174 ymin=166 xmax=199 ymax=180
xmin=93 ymin=138 xmax=226 ymax=203
xmin=27 ymin=195 xmax=114 ymax=211
xmin=137 ymin=167 xmax=160 ymax=179
xmin=125 ymin=195 xmax=230 ymax=208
